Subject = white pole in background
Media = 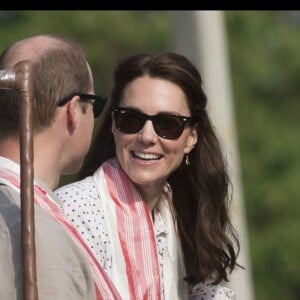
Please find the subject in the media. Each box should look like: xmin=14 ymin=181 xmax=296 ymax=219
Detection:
xmin=170 ymin=10 xmax=255 ymax=300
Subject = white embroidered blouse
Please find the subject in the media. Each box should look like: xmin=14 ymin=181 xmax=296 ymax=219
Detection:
xmin=55 ymin=176 xmax=236 ymax=300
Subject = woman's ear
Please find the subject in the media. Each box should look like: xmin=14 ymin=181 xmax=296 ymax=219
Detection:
xmin=184 ymin=126 xmax=198 ymax=154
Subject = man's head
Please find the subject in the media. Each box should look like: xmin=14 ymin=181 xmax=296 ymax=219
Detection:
xmin=0 ymin=34 xmax=94 ymax=137
xmin=0 ymin=34 xmax=98 ymax=184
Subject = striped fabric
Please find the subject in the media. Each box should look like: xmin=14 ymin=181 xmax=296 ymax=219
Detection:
xmin=103 ymin=159 xmax=161 ymax=300
xmin=0 ymin=168 xmax=121 ymax=300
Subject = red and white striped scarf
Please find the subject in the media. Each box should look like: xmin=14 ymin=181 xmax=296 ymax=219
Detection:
xmin=100 ymin=158 xmax=162 ymax=300
xmin=0 ymin=167 xmax=121 ymax=300
xmin=93 ymin=158 xmax=188 ymax=300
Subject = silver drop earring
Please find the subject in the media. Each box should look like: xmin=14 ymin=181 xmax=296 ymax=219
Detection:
xmin=185 ymin=153 xmax=190 ymax=166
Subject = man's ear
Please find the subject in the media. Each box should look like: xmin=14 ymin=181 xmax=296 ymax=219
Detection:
xmin=66 ymin=95 xmax=81 ymax=132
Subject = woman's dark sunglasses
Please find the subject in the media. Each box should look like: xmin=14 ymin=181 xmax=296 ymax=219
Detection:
xmin=113 ymin=107 xmax=198 ymax=140
xmin=57 ymin=93 xmax=107 ymax=118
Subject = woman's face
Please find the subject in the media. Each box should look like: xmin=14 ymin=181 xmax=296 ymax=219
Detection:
xmin=112 ymin=75 xmax=197 ymax=193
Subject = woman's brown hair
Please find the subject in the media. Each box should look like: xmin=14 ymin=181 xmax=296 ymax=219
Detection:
xmin=80 ymin=52 xmax=240 ymax=284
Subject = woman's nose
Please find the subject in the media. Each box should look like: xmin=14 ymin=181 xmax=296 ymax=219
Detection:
xmin=137 ymin=120 xmax=158 ymax=143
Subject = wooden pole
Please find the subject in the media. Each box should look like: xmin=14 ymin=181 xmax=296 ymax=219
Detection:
xmin=0 ymin=61 xmax=38 ymax=299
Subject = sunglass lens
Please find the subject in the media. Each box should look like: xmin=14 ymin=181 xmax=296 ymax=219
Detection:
xmin=93 ymin=101 xmax=105 ymax=118
xmin=115 ymin=110 xmax=144 ymax=133
xmin=155 ymin=115 xmax=184 ymax=139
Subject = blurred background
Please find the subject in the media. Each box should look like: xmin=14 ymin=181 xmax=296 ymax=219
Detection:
xmin=0 ymin=10 xmax=299 ymax=300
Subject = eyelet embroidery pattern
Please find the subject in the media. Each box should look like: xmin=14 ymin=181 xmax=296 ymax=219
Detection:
xmin=56 ymin=178 xmax=236 ymax=299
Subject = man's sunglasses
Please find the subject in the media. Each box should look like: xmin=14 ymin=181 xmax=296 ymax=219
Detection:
xmin=57 ymin=93 xmax=107 ymax=118
xmin=113 ymin=107 xmax=198 ymax=140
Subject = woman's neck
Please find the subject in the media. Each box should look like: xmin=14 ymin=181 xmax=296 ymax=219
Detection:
xmin=136 ymin=183 xmax=164 ymax=212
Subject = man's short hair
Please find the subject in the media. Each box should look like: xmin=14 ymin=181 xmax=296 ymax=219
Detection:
xmin=0 ymin=35 xmax=92 ymax=138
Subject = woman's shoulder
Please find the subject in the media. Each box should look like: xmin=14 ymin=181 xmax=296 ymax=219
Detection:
xmin=190 ymin=282 xmax=235 ymax=300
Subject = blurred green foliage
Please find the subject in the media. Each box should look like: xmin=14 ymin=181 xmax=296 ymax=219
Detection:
xmin=226 ymin=11 xmax=300 ymax=300
xmin=0 ymin=10 xmax=170 ymax=98
xmin=0 ymin=10 xmax=299 ymax=300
